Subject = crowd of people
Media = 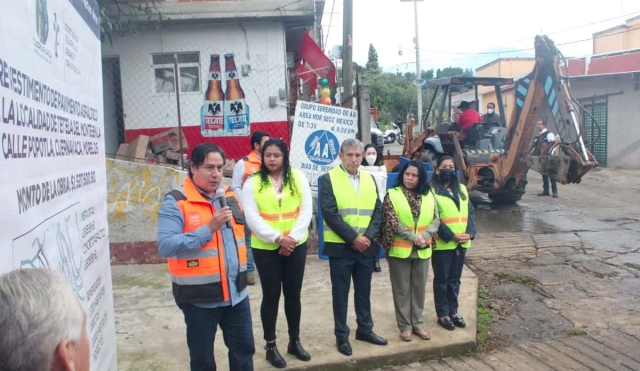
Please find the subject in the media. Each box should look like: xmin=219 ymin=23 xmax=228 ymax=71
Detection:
xmin=0 ymin=134 xmax=476 ymax=371
xmin=154 ymin=133 xmax=475 ymax=370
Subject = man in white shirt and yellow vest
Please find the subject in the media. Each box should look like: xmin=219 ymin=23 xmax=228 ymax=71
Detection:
xmin=319 ymin=138 xmax=387 ymax=357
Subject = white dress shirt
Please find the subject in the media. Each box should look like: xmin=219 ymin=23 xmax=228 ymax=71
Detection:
xmin=241 ymin=169 xmax=313 ymax=244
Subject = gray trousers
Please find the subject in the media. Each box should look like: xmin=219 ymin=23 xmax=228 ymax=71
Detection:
xmin=388 ymin=252 xmax=430 ymax=331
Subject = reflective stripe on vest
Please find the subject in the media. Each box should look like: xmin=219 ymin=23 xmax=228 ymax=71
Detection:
xmin=323 ymin=167 xmax=377 ymax=243
xmin=242 ymin=151 xmax=261 ymax=185
xmin=433 ymin=185 xmax=471 ymax=250
xmin=251 ymin=168 xmax=309 ymax=250
xmin=388 ymin=187 xmax=436 ymax=259
xmin=167 ymin=178 xmax=248 ymax=303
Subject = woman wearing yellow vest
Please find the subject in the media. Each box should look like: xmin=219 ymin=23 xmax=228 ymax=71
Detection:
xmin=376 ymin=160 xmax=440 ymax=342
xmin=430 ymin=156 xmax=476 ymax=331
xmin=241 ymin=138 xmax=313 ymax=368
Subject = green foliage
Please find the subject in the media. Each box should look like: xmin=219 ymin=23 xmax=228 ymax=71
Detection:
xmin=436 ymin=67 xmax=475 ymax=79
xmin=477 ymin=285 xmax=494 ymax=351
xmin=366 ymin=44 xmax=380 ymax=70
xmin=98 ymin=0 xmax=164 ymax=45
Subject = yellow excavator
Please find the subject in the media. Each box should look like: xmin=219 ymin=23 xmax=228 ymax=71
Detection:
xmin=387 ymin=35 xmax=599 ymax=204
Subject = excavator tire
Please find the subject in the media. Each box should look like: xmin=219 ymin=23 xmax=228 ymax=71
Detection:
xmin=489 ymin=176 xmax=528 ymax=205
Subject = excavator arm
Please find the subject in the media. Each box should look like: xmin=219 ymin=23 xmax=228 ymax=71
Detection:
xmin=498 ymin=35 xmax=597 ymax=186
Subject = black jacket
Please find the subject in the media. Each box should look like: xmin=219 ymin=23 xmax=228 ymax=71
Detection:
xmin=319 ymin=171 xmax=383 ymax=258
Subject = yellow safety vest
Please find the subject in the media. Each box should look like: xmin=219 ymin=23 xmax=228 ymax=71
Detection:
xmin=251 ymin=169 xmax=308 ymax=250
xmin=433 ymin=185 xmax=471 ymax=250
xmin=388 ymin=187 xmax=436 ymax=259
xmin=323 ymin=167 xmax=377 ymax=243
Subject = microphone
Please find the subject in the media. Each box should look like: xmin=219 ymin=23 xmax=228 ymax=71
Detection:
xmin=216 ymin=188 xmax=231 ymax=229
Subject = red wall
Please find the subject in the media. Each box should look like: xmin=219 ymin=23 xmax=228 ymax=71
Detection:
xmin=125 ymin=121 xmax=290 ymax=160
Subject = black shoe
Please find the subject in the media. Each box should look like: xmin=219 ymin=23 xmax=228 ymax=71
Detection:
xmin=265 ymin=343 xmax=287 ymax=369
xmin=438 ymin=317 xmax=456 ymax=331
xmin=451 ymin=315 xmax=466 ymax=328
xmin=336 ymin=338 xmax=352 ymax=356
xmin=288 ymin=338 xmax=311 ymax=362
xmin=538 ymin=192 xmax=550 ymax=197
xmin=373 ymin=256 xmax=382 ymax=272
xmin=355 ymin=331 xmax=388 ymax=346
xmin=552 ymin=193 xmax=558 ymax=198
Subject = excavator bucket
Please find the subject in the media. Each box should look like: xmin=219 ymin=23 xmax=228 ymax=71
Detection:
xmin=528 ymin=151 xmax=597 ymax=184
xmin=527 ymin=155 xmax=571 ymax=184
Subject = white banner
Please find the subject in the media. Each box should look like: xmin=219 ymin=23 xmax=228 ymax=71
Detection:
xmin=0 ymin=0 xmax=117 ymax=370
xmin=289 ymin=101 xmax=357 ymax=189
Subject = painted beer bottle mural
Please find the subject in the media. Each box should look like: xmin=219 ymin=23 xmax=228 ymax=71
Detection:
xmin=201 ymin=55 xmax=225 ymax=137
xmin=224 ymin=53 xmax=250 ymax=136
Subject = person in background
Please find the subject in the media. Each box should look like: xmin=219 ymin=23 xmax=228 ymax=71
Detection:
xmin=320 ymin=138 xmax=387 ymax=357
xmin=376 ymin=161 xmax=439 ymax=342
xmin=532 ymin=119 xmax=559 ymax=198
xmin=0 ymin=268 xmax=91 ymax=371
xmin=483 ymin=102 xmax=502 ymax=127
xmin=242 ymin=138 xmax=313 ymax=368
xmin=158 ymin=143 xmax=254 ymax=371
xmin=232 ymin=131 xmax=270 ymax=285
xmin=430 ymin=156 xmax=476 ymax=332
xmin=360 ymin=143 xmax=387 ymax=273
xmin=452 ymin=101 xmax=482 ymax=138
xmin=395 ymin=116 xmax=404 ymax=135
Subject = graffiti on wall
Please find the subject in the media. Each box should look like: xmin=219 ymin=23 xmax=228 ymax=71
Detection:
xmin=107 ymin=160 xmax=183 ymax=224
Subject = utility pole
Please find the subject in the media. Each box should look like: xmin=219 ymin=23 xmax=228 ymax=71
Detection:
xmin=413 ymin=0 xmax=422 ymax=130
xmin=342 ymin=0 xmax=353 ymax=109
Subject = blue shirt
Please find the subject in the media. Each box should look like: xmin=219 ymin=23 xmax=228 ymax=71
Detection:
xmin=157 ymin=185 xmax=248 ymax=308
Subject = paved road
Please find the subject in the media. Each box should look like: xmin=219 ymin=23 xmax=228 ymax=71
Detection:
xmin=392 ymin=331 xmax=640 ymax=370
xmin=378 ymin=167 xmax=640 ymax=369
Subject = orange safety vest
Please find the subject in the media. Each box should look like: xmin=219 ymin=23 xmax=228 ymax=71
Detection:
xmin=242 ymin=151 xmax=261 ymax=185
xmin=166 ymin=177 xmax=248 ymax=304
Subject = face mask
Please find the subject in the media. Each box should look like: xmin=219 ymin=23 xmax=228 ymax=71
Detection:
xmin=439 ymin=169 xmax=456 ymax=182
xmin=487 ymin=109 xmax=494 ymax=114
xmin=365 ymin=155 xmax=377 ymax=165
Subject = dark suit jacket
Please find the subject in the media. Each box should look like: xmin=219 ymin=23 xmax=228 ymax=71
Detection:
xmin=319 ymin=171 xmax=383 ymax=258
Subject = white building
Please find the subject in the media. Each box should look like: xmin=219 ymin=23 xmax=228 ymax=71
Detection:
xmin=101 ymin=0 xmax=329 ymax=159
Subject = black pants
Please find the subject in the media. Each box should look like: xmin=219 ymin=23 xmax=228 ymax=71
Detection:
xmin=542 ymin=175 xmax=558 ymax=194
xmin=329 ymin=254 xmax=374 ymax=340
xmin=253 ymin=242 xmax=307 ymax=342
xmin=432 ymin=246 xmax=467 ymax=318
xmin=180 ymin=298 xmax=255 ymax=371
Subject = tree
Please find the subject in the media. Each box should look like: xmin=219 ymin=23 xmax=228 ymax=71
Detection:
xmin=366 ymin=44 xmax=379 ymax=70
xmin=435 ymin=67 xmax=474 ymax=79
xmin=98 ymin=0 xmax=164 ymax=44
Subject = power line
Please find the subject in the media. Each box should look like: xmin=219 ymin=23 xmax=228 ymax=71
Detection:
xmin=395 ymin=26 xmax=640 ymax=68
xmin=323 ymin=0 xmax=336 ymax=51
xmin=396 ymin=10 xmax=640 ymax=58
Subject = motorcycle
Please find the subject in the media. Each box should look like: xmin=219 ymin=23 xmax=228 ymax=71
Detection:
xmin=383 ymin=123 xmax=405 ymax=145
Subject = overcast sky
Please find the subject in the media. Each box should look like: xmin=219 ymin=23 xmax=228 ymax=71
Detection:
xmin=321 ymin=0 xmax=640 ymax=73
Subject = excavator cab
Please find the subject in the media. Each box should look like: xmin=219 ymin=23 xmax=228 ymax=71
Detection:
xmin=420 ymin=77 xmax=514 ymax=167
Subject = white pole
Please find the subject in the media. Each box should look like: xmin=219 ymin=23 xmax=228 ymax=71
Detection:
xmin=414 ymin=0 xmax=422 ymax=131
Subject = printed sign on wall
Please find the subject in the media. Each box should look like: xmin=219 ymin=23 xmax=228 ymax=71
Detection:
xmin=289 ymin=101 xmax=357 ymax=189
xmin=0 ymin=0 xmax=117 ymax=369
xmin=200 ymin=53 xmax=251 ymax=137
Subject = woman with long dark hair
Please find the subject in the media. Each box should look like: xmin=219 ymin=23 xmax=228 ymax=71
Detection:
xmin=360 ymin=143 xmax=387 ymax=272
xmin=241 ymin=138 xmax=313 ymax=368
xmin=430 ymin=156 xmax=476 ymax=331
xmin=376 ymin=160 xmax=439 ymax=341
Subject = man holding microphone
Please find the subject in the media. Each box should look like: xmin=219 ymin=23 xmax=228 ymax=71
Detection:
xmin=157 ymin=143 xmax=254 ymax=371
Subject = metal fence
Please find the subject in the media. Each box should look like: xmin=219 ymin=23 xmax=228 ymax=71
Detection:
xmin=101 ymin=23 xmax=300 ymax=170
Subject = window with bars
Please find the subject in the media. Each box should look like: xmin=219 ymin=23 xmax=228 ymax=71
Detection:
xmin=152 ymin=52 xmax=201 ymax=94
xmin=579 ymin=96 xmax=608 ymax=166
